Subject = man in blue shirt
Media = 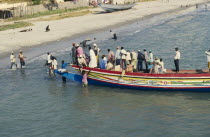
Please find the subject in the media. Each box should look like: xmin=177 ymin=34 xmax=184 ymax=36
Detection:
xmin=62 ymin=60 xmax=70 ymax=69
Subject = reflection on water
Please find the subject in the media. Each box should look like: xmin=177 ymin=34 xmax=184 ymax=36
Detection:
xmin=1 ymin=7 xmax=210 ymax=137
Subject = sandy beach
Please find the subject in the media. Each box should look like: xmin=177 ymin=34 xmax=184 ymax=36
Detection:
xmin=0 ymin=0 xmax=209 ymax=56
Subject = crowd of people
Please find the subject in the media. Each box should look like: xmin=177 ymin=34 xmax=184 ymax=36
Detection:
xmin=70 ymin=42 xmax=173 ymax=74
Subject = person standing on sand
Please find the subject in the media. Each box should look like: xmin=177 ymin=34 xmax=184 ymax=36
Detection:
xmin=10 ymin=51 xmax=17 ymax=69
xmin=18 ymin=50 xmax=26 ymax=68
xmin=205 ymin=49 xmax=210 ymax=72
xmin=174 ymin=47 xmax=180 ymax=73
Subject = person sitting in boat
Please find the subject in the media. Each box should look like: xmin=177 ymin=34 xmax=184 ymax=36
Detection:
xmin=106 ymin=61 xmax=114 ymax=70
xmin=89 ymin=46 xmax=97 ymax=68
xmin=99 ymin=55 xmax=107 ymax=69
xmin=159 ymin=58 xmax=166 ymax=73
xmin=78 ymin=54 xmax=87 ymax=68
xmin=205 ymin=49 xmax=210 ymax=72
xmin=125 ymin=62 xmax=133 ymax=73
xmin=58 ymin=60 xmax=70 ymax=73
xmin=148 ymin=61 xmax=154 ymax=73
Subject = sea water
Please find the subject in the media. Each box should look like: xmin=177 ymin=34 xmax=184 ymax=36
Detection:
xmin=1 ymin=6 xmax=210 ymax=137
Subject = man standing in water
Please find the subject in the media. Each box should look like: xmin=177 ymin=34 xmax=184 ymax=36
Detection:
xmin=205 ymin=49 xmax=210 ymax=72
xmin=71 ymin=43 xmax=77 ymax=64
xmin=10 ymin=51 xmax=17 ymax=69
xmin=174 ymin=47 xmax=180 ymax=73
xmin=18 ymin=50 xmax=26 ymax=68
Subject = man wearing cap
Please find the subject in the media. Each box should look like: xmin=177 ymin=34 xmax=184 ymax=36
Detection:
xmin=115 ymin=46 xmax=121 ymax=66
xmin=205 ymin=49 xmax=210 ymax=72
xmin=71 ymin=43 xmax=77 ymax=64
xmin=10 ymin=51 xmax=17 ymax=69
xmin=137 ymin=50 xmax=144 ymax=71
xmin=18 ymin=50 xmax=26 ymax=68
xmin=174 ymin=47 xmax=180 ymax=73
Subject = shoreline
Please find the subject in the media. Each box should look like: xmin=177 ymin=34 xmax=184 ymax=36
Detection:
xmin=0 ymin=0 xmax=209 ymax=59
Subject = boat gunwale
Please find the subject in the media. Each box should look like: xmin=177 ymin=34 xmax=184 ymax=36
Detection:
xmin=72 ymin=65 xmax=210 ymax=78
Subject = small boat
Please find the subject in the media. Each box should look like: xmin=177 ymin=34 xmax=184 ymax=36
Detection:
xmin=98 ymin=3 xmax=136 ymax=12
xmin=55 ymin=65 xmax=210 ymax=92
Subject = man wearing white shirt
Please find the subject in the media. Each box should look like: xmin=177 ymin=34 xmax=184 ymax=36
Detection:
xmin=115 ymin=46 xmax=121 ymax=66
xmin=205 ymin=49 xmax=210 ymax=72
xmin=174 ymin=47 xmax=180 ymax=73
xmin=10 ymin=51 xmax=17 ymax=69
xmin=120 ymin=47 xmax=127 ymax=70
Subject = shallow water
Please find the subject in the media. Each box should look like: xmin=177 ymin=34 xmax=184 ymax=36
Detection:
xmin=1 ymin=6 xmax=210 ymax=137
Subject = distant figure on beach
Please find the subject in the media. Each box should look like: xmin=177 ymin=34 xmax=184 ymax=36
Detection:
xmin=46 ymin=25 xmax=50 ymax=32
xmin=10 ymin=51 xmax=17 ymax=69
xmin=18 ymin=50 xmax=26 ymax=68
xmin=174 ymin=47 xmax=180 ymax=73
xmin=205 ymin=49 xmax=210 ymax=72
xmin=19 ymin=28 xmax=32 ymax=32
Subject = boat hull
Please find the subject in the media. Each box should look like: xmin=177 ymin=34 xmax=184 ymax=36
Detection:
xmin=56 ymin=66 xmax=210 ymax=91
xmin=98 ymin=3 xmax=136 ymax=12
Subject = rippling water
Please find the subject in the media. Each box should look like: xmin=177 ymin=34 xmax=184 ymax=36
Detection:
xmin=1 ymin=6 xmax=210 ymax=137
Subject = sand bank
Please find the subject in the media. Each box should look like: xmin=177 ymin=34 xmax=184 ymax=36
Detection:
xmin=0 ymin=0 xmax=209 ymax=56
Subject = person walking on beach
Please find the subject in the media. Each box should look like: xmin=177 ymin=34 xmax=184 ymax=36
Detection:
xmin=115 ymin=46 xmax=121 ymax=66
xmin=10 ymin=51 xmax=17 ymax=69
xmin=174 ymin=47 xmax=180 ymax=73
xmin=18 ymin=50 xmax=26 ymax=68
xmin=205 ymin=49 xmax=210 ymax=72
